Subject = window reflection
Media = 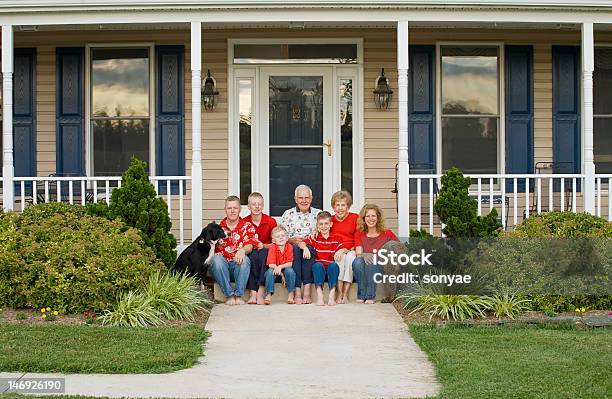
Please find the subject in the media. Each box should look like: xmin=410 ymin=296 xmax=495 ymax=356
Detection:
xmin=91 ymin=48 xmax=150 ymax=176
xmin=92 ymin=49 xmax=149 ymax=117
xmin=340 ymin=79 xmax=353 ymax=195
xmin=441 ymin=46 xmax=499 ymax=173
xmin=239 ymin=79 xmax=252 ymax=205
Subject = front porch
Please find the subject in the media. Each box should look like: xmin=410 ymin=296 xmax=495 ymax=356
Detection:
xmin=1 ymin=7 xmax=611 ymax=241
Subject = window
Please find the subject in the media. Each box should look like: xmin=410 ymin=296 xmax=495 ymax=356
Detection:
xmin=440 ymin=46 xmax=500 ymax=174
xmin=594 ymin=47 xmax=612 ymax=174
xmin=90 ymin=48 xmax=151 ymax=176
xmin=233 ymin=44 xmax=358 ymax=64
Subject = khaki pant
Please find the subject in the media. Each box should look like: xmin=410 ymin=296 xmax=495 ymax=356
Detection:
xmin=337 ymin=250 xmax=357 ymax=283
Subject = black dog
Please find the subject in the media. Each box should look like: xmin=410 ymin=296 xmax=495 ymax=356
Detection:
xmin=172 ymin=222 xmax=226 ymax=284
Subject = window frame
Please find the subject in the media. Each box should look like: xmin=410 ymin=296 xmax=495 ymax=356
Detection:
xmin=85 ymin=43 xmax=156 ymax=177
xmin=593 ymin=43 xmax=612 ymax=175
xmin=435 ymin=42 xmax=506 ymax=178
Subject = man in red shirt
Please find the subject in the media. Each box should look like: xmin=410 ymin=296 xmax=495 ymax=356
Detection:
xmin=243 ymin=192 xmax=278 ymax=304
xmin=211 ymin=195 xmax=260 ymax=305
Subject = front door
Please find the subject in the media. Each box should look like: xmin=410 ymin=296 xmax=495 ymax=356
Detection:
xmin=261 ymin=68 xmax=334 ymax=216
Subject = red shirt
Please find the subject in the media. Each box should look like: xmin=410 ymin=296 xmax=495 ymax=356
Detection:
xmin=355 ymin=230 xmax=399 ymax=253
xmin=331 ymin=212 xmax=359 ymax=249
xmin=266 ymin=243 xmax=294 ymax=266
xmin=244 ymin=213 xmax=277 ymax=245
xmin=304 ymin=232 xmax=347 ymax=267
xmin=215 ymin=218 xmax=261 ymax=261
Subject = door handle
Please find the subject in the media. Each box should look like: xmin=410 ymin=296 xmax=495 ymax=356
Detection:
xmin=324 ymin=139 xmax=332 ymax=156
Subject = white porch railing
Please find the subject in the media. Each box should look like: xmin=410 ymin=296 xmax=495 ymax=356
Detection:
xmin=404 ymin=173 xmax=603 ymax=235
xmin=13 ymin=175 xmax=191 ymax=247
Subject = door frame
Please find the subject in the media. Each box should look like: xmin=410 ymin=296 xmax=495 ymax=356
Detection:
xmin=227 ymin=38 xmax=364 ymax=216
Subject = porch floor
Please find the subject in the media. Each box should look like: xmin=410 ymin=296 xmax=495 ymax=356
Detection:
xmin=1 ymin=304 xmax=440 ymax=398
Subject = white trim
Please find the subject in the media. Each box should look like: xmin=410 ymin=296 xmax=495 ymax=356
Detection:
xmin=435 ymin=42 xmax=506 ymax=178
xmin=191 ymin=20 xmax=203 ymax=238
xmin=85 ymin=42 xmax=155 ymax=176
xmin=2 ymin=25 xmax=14 ymax=211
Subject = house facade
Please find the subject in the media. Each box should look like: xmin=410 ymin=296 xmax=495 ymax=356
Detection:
xmin=1 ymin=1 xmax=611 ymax=245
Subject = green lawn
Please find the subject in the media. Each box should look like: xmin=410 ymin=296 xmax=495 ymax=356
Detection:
xmin=410 ymin=324 xmax=612 ymax=399
xmin=0 ymin=324 xmax=208 ymax=374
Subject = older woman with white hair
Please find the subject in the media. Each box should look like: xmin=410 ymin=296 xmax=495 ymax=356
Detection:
xmin=280 ymin=184 xmax=321 ymax=304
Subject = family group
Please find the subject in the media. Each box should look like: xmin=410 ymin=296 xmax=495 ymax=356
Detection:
xmin=210 ymin=185 xmax=401 ymax=306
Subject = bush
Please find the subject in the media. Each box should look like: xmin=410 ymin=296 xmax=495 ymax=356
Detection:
xmin=0 ymin=204 xmax=165 ymax=313
xmin=90 ymin=158 xmax=177 ymax=268
xmin=99 ymin=291 xmax=163 ymax=328
xmin=143 ymin=272 xmax=212 ymax=321
xmin=511 ymin=211 xmax=612 ymax=238
xmin=434 ymin=168 xmax=502 ymax=237
xmin=489 ymin=291 xmax=531 ymax=319
xmin=397 ymin=289 xmax=492 ymax=322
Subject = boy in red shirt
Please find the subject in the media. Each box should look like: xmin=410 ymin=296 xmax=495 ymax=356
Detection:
xmin=244 ymin=192 xmax=278 ymax=305
xmin=263 ymin=226 xmax=297 ymax=305
xmin=298 ymin=211 xmax=347 ymax=306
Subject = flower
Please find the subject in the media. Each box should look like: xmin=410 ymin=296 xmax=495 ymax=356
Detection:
xmin=53 ymin=311 xmax=58 ymax=316
xmin=46 ymin=307 xmax=51 ymax=311
xmin=42 ymin=314 xmax=47 ymax=319
xmin=41 ymin=308 xmax=46 ymax=313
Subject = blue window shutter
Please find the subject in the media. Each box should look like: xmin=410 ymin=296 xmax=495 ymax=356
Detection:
xmin=155 ymin=45 xmax=185 ymax=195
xmin=552 ymin=46 xmax=581 ymax=174
xmin=409 ymin=45 xmax=436 ymax=194
xmin=56 ymin=47 xmax=84 ymax=176
xmin=13 ymin=48 xmax=36 ymax=188
xmin=505 ymin=45 xmax=534 ymax=193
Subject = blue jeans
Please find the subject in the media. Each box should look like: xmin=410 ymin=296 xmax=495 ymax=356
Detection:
xmin=210 ymin=254 xmax=251 ymax=298
xmin=293 ymin=244 xmax=316 ymax=287
xmin=247 ymin=248 xmax=268 ymax=291
xmin=352 ymin=257 xmax=381 ymax=300
xmin=264 ymin=267 xmax=296 ymax=295
xmin=312 ymin=262 xmax=340 ymax=289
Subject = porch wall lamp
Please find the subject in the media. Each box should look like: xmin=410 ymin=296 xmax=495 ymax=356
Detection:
xmin=373 ymin=68 xmax=393 ymax=110
xmin=202 ymin=69 xmax=219 ymax=111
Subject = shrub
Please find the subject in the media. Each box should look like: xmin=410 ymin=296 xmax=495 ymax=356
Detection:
xmin=511 ymin=211 xmax=612 ymax=238
xmin=0 ymin=204 xmax=165 ymax=313
xmin=99 ymin=291 xmax=163 ymax=328
xmin=397 ymin=289 xmax=492 ymax=321
xmin=143 ymin=272 xmax=212 ymax=321
xmin=434 ymin=168 xmax=502 ymax=237
xmin=489 ymin=291 xmax=531 ymax=319
xmin=98 ymin=158 xmax=177 ymax=268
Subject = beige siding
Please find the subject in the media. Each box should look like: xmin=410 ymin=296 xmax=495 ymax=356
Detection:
xmin=12 ymin=26 xmax=611 ymax=232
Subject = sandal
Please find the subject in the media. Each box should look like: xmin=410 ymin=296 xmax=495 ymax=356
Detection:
xmin=264 ymin=298 xmax=271 ymax=305
xmin=287 ymin=299 xmax=295 ymax=304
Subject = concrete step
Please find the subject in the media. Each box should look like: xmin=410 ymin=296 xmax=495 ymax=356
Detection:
xmin=213 ymin=282 xmax=388 ymax=303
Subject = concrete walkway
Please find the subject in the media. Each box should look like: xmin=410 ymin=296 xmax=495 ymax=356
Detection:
xmin=1 ymin=304 xmax=440 ymax=398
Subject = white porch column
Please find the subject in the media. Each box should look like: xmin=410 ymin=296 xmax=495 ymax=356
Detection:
xmin=2 ymin=25 xmax=14 ymax=211
xmin=582 ymin=22 xmax=595 ymax=215
xmin=191 ymin=21 xmax=203 ymax=237
xmin=397 ymin=21 xmax=410 ymax=237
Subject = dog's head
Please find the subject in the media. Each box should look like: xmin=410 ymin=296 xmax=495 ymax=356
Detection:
xmin=197 ymin=222 xmax=226 ymax=247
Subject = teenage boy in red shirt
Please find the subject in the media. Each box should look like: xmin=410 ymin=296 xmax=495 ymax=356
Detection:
xmin=244 ymin=192 xmax=278 ymax=305
xmin=298 ymin=211 xmax=348 ymax=306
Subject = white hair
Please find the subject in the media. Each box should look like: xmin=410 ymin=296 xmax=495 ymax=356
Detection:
xmin=294 ymin=184 xmax=313 ymax=198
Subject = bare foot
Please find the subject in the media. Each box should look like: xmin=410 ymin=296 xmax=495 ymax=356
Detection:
xmin=328 ymin=297 xmax=337 ymax=306
xmin=225 ymin=296 xmax=236 ymax=306
xmin=303 ymin=296 xmax=312 ymax=304
xmin=287 ymin=292 xmax=295 ymax=304
xmin=256 ymin=293 xmax=264 ymax=305
xmin=264 ymin=294 xmax=272 ymax=305
xmin=235 ymin=297 xmax=246 ymax=305
xmin=365 ymin=299 xmax=375 ymax=304
xmin=247 ymin=291 xmax=257 ymax=304
xmin=316 ymin=297 xmax=325 ymax=306
xmin=341 ymin=297 xmax=348 ymax=304
xmin=356 ymin=299 xmax=365 ymax=303
xmin=295 ymin=295 xmax=303 ymax=305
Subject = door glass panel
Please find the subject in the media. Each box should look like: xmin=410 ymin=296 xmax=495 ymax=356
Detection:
xmin=269 ymin=76 xmax=323 ymax=145
xmin=340 ymin=78 xmax=353 ymax=194
xmin=269 ymin=76 xmax=324 ymax=216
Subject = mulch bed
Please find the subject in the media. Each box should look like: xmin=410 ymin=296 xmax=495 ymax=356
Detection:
xmin=392 ymin=300 xmax=612 ymax=327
